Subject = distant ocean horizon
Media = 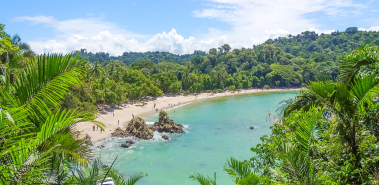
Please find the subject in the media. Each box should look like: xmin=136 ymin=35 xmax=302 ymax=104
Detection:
xmin=94 ymin=92 xmax=297 ymax=185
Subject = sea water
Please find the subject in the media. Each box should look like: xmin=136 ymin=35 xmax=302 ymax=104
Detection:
xmin=94 ymin=92 xmax=297 ymax=184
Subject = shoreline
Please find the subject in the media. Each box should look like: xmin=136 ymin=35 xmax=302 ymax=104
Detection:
xmin=75 ymin=88 xmax=300 ymax=143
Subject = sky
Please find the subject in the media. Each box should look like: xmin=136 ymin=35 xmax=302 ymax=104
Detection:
xmin=1 ymin=0 xmax=379 ymax=56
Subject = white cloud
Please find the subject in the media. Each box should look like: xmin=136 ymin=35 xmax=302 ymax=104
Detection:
xmin=14 ymin=0 xmax=366 ymax=56
xmin=359 ymin=26 xmax=379 ymax=31
xmin=193 ymin=0 xmax=362 ymax=49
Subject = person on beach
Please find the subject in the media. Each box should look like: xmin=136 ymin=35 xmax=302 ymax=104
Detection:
xmin=118 ymin=120 xmax=119 ymax=125
xmin=97 ymin=126 xmax=99 ymax=131
xmin=132 ymin=114 xmax=134 ymax=118
xmin=154 ymin=103 xmax=156 ymax=108
xmin=93 ymin=125 xmax=95 ymax=131
xmin=113 ymin=113 xmax=114 ymax=117
xmin=100 ymin=129 xmax=102 ymax=134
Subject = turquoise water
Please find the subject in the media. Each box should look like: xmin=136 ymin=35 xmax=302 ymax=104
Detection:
xmin=94 ymin=92 xmax=297 ymax=185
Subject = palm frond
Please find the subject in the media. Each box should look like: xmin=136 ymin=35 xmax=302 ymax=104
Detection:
xmin=189 ymin=172 xmax=216 ymax=185
xmin=224 ymin=158 xmax=252 ymax=183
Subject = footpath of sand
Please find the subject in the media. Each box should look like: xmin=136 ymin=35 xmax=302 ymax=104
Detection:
xmin=75 ymin=88 xmax=300 ymax=143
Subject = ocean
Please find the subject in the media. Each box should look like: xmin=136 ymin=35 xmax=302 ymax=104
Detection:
xmin=94 ymin=92 xmax=297 ymax=184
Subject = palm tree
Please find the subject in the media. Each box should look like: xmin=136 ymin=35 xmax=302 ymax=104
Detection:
xmin=282 ymin=44 xmax=379 ymax=183
xmin=0 ymin=54 xmax=133 ymax=184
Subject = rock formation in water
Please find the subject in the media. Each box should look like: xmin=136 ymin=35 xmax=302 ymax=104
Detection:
xmin=126 ymin=139 xmax=135 ymax=144
xmin=125 ymin=117 xmax=154 ymax=139
xmin=111 ymin=117 xmax=154 ymax=139
xmin=249 ymin=126 xmax=255 ymax=129
xmin=111 ymin=127 xmax=130 ymax=137
xmin=121 ymin=143 xmax=131 ymax=148
xmin=151 ymin=111 xmax=185 ymax=133
xmin=162 ymin=135 xmax=169 ymax=140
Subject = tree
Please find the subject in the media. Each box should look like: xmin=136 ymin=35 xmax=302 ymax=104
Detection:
xmin=0 ymin=54 xmax=105 ymax=183
xmin=283 ymin=44 xmax=379 ymax=183
xmin=275 ymin=80 xmax=280 ymax=87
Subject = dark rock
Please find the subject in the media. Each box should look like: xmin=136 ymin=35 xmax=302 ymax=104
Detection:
xmin=162 ymin=135 xmax=169 ymax=140
xmin=126 ymin=139 xmax=135 ymax=144
xmin=96 ymin=145 xmax=105 ymax=149
xmin=125 ymin=117 xmax=154 ymax=139
xmin=249 ymin=126 xmax=255 ymax=129
xmin=151 ymin=111 xmax=185 ymax=133
xmin=111 ymin=127 xmax=129 ymax=137
xmin=121 ymin=143 xmax=131 ymax=148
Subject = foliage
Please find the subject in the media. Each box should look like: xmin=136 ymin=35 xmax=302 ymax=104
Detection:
xmin=191 ymin=44 xmax=379 ymax=185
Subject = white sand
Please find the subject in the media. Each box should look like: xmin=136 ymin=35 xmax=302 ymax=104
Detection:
xmin=75 ymin=88 xmax=300 ymax=143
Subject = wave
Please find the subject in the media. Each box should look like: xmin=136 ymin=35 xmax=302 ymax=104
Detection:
xmin=146 ymin=121 xmax=155 ymax=125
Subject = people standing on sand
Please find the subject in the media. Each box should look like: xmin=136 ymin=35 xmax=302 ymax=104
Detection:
xmin=113 ymin=113 xmax=114 ymax=117
xmin=118 ymin=120 xmax=119 ymax=125
xmin=93 ymin=125 xmax=95 ymax=131
xmin=132 ymin=114 xmax=134 ymax=118
xmin=100 ymin=129 xmax=102 ymax=134
xmin=154 ymin=103 xmax=156 ymax=108
xmin=97 ymin=126 xmax=99 ymax=131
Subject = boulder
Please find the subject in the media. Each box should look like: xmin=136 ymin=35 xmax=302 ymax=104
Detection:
xmin=121 ymin=143 xmax=131 ymax=148
xmin=111 ymin=127 xmax=129 ymax=137
xmin=96 ymin=145 xmax=105 ymax=149
xmin=162 ymin=135 xmax=169 ymax=140
xmin=249 ymin=126 xmax=255 ymax=130
xmin=125 ymin=117 xmax=154 ymax=139
xmin=151 ymin=111 xmax=185 ymax=133
xmin=126 ymin=139 xmax=135 ymax=144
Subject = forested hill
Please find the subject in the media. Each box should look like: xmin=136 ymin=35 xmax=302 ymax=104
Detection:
xmin=76 ymin=27 xmax=379 ymax=66
xmin=75 ymin=49 xmax=207 ymax=65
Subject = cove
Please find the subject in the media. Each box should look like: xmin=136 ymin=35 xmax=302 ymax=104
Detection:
xmin=94 ymin=92 xmax=297 ymax=184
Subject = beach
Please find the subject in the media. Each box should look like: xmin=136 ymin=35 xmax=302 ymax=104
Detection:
xmin=75 ymin=88 xmax=300 ymax=143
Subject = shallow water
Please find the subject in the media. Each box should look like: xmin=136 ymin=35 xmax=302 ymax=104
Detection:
xmin=94 ymin=92 xmax=297 ymax=184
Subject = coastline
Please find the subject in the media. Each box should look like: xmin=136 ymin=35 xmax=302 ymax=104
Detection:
xmin=75 ymin=88 xmax=300 ymax=143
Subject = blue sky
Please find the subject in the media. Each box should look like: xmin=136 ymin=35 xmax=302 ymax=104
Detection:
xmin=1 ymin=0 xmax=379 ymax=55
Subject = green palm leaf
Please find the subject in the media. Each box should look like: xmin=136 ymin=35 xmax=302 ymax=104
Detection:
xmin=189 ymin=172 xmax=216 ymax=185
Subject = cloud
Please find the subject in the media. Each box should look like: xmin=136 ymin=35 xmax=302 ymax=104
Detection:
xmin=193 ymin=0 xmax=363 ymax=48
xmin=14 ymin=0 xmax=367 ymax=56
xmin=359 ymin=26 xmax=379 ymax=31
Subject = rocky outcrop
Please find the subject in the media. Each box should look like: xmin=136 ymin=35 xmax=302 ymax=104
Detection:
xmin=125 ymin=117 xmax=154 ymax=139
xmin=126 ymin=139 xmax=135 ymax=144
xmin=249 ymin=126 xmax=255 ymax=130
xmin=96 ymin=145 xmax=105 ymax=149
xmin=121 ymin=143 xmax=131 ymax=148
xmin=151 ymin=111 xmax=185 ymax=133
xmin=162 ymin=135 xmax=169 ymax=140
xmin=111 ymin=127 xmax=130 ymax=137
xmin=111 ymin=118 xmax=154 ymax=140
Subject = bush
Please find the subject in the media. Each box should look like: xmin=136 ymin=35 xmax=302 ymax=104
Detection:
xmin=264 ymin=85 xmax=270 ymax=89
xmin=207 ymin=90 xmax=212 ymax=93
xmin=228 ymin=85 xmax=236 ymax=91
xmin=217 ymin=89 xmax=222 ymax=93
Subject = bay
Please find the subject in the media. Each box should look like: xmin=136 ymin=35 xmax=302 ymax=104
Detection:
xmin=94 ymin=92 xmax=297 ymax=184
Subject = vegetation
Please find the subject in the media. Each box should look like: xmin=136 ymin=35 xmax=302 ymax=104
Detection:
xmin=190 ymin=44 xmax=379 ymax=184
xmin=3 ymin=21 xmax=379 ymax=184
xmin=0 ymin=24 xmax=146 ymax=184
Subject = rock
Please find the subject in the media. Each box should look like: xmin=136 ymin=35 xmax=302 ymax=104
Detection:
xmin=121 ymin=143 xmax=131 ymax=148
xmin=126 ymin=139 xmax=135 ymax=144
xmin=162 ymin=135 xmax=169 ymax=140
xmin=249 ymin=126 xmax=255 ymax=129
xmin=125 ymin=117 xmax=154 ymax=139
xmin=111 ymin=127 xmax=129 ymax=137
xmin=151 ymin=111 xmax=185 ymax=133
xmin=96 ymin=145 xmax=105 ymax=149
xmin=111 ymin=118 xmax=154 ymax=140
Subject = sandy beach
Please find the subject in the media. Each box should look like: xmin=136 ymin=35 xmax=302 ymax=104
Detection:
xmin=75 ymin=88 xmax=300 ymax=143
